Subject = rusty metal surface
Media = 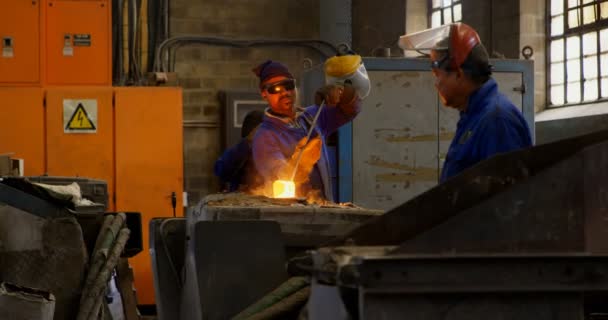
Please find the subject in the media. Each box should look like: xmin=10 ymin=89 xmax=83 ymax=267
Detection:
xmin=360 ymin=294 xmax=583 ymax=320
xmin=191 ymin=193 xmax=382 ymax=249
xmin=352 ymin=70 xmax=440 ymax=211
xmin=395 ymin=149 xmax=585 ymax=254
xmin=329 ymin=129 xmax=608 ymax=248
xmin=308 ymin=249 xmax=608 ymax=320
xmin=584 ymin=139 xmax=608 ymax=253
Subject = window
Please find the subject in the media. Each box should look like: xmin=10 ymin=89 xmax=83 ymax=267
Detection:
xmin=429 ymin=0 xmax=462 ymax=28
xmin=549 ymin=0 xmax=608 ymax=106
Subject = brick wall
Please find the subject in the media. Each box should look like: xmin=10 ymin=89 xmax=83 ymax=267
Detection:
xmin=170 ymin=0 xmax=321 ymax=205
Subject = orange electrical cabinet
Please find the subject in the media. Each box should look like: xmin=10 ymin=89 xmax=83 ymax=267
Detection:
xmin=0 ymin=0 xmax=41 ymax=85
xmin=114 ymin=87 xmax=184 ymax=305
xmin=45 ymin=87 xmax=115 ymax=208
xmin=45 ymin=0 xmax=111 ymax=86
xmin=0 ymin=88 xmax=45 ymax=175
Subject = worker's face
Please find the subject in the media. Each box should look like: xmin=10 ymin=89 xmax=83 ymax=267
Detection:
xmin=261 ymin=76 xmax=297 ymax=118
xmin=431 ymin=50 xmax=467 ymax=110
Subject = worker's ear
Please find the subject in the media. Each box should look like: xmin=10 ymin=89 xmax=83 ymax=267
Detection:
xmin=456 ymin=67 xmax=465 ymax=79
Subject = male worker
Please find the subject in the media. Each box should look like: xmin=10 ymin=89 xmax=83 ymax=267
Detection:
xmin=213 ymin=110 xmax=264 ymax=192
xmin=251 ymin=59 xmax=366 ymax=201
xmin=400 ymin=23 xmax=532 ymax=182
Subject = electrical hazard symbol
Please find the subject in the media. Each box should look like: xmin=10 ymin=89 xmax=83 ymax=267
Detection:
xmin=63 ymin=99 xmax=98 ymax=133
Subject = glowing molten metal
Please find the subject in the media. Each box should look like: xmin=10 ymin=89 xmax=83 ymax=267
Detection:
xmin=273 ymin=180 xmax=296 ymax=198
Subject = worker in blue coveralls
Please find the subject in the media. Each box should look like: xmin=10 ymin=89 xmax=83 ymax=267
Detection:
xmin=400 ymin=22 xmax=532 ymax=183
xmin=214 ymin=110 xmax=264 ymax=192
xmin=250 ymin=58 xmax=368 ymax=201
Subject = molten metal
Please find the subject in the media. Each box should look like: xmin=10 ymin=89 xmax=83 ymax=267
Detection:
xmin=273 ymin=180 xmax=295 ymax=198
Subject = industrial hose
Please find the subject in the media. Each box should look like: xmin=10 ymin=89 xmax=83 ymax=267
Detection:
xmin=232 ymin=277 xmax=310 ymax=320
xmin=81 ymin=214 xmax=126 ymax=300
xmin=76 ymin=213 xmax=130 ymax=320
xmin=247 ymin=286 xmax=310 ymax=320
xmin=79 ymin=228 xmax=131 ymax=320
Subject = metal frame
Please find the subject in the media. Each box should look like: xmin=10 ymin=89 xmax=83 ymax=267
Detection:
xmin=339 ymin=253 xmax=608 ymax=292
xmin=546 ymin=0 xmax=608 ymax=107
xmin=337 ymin=57 xmax=536 ymax=203
xmin=428 ymin=0 xmax=462 ymax=27
xmin=0 ymin=182 xmax=68 ymax=218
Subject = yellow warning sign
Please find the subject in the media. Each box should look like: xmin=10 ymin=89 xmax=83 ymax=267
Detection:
xmin=65 ymin=103 xmax=96 ymax=132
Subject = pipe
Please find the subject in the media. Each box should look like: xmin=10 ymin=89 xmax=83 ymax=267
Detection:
xmin=232 ymin=277 xmax=309 ymax=320
xmin=80 ymin=213 xmax=126 ymax=306
xmin=182 ymin=120 xmax=219 ymax=128
xmin=290 ymin=100 xmax=325 ymax=181
xmin=78 ymin=228 xmax=131 ymax=320
xmin=154 ymin=37 xmax=342 ymax=72
xmin=247 ymin=286 xmax=310 ymax=320
xmin=93 ymin=215 xmax=114 ymax=253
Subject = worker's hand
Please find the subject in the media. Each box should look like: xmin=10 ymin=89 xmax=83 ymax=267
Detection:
xmin=314 ymin=84 xmax=343 ymax=106
xmin=294 ymin=136 xmax=322 ymax=168
xmin=288 ymin=136 xmax=322 ymax=184
xmin=339 ymin=83 xmax=358 ymax=107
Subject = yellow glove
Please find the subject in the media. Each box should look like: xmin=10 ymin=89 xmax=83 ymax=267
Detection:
xmin=278 ymin=136 xmax=322 ymax=185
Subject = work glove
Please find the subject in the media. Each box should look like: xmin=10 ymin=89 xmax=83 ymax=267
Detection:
xmin=314 ymin=84 xmax=343 ymax=106
xmin=280 ymin=136 xmax=322 ymax=185
xmin=314 ymin=83 xmax=359 ymax=115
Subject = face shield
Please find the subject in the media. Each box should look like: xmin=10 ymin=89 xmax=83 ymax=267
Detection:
xmin=324 ymin=54 xmax=371 ymax=99
xmin=398 ymin=24 xmax=451 ymax=55
xmin=398 ymin=23 xmax=481 ymax=72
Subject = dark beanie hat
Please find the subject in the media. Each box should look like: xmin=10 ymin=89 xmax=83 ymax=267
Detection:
xmin=252 ymin=60 xmax=294 ymax=87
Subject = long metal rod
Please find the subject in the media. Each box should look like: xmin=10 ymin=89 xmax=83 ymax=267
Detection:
xmin=290 ymin=100 xmax=325 ymax=181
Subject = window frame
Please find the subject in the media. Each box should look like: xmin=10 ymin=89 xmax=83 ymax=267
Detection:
xmin=427 ymin=0 xmax=462 ymax=28
xmin=546 ymin=0 xmax=608 ymax=108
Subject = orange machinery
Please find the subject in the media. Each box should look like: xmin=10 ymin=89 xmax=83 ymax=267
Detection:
xmin=0 ymin=0 xmax=183 ymax=305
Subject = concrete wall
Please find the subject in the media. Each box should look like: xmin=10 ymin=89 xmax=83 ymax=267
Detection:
xmin=520 ymin=0 xmax=547 ymax=113
xmin=170 ymin=0 xmax=321 ymax=204
xmin=462 ymin=0 xmax=520 ymax=59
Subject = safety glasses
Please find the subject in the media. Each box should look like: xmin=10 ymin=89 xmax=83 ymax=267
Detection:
xmin=264 ymin=79 xmax=296 ymax=94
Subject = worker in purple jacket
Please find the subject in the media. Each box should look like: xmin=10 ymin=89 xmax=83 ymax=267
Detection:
xmin=250 ymin=60 xmax=362 ymax=201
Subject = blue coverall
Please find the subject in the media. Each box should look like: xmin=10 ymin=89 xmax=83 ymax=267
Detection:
xmin=440 ymin=78 xmax=533 ymax=183
xmin=213 ymin=139 xmax=255 ymax=192
xmin=252 ymin=102 xmax=360 ymax=201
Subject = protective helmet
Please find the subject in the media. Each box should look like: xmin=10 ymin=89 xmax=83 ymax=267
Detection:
xmin=324 ymin=54 xmax=371 ymax=99
xmin=398 ymin=23 xmax=481 ymax=71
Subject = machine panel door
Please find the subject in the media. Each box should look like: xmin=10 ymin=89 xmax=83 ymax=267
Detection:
xmin=0 ymin=1 xmax=40 ymax=85
xmin=0 ymin=88 xmax=45 ymax=175
xmin=494 ymin=72 xmax=524 ymax=111
xmin=353 ymin=70 xmax=439 ymax=211
xmin=45 ymin=87 xmax=114 ymax=207
xmin=45 ymin=0 xmax=111 ymax=85
xmin=114 ymin=87 xmax=184 ymax=305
